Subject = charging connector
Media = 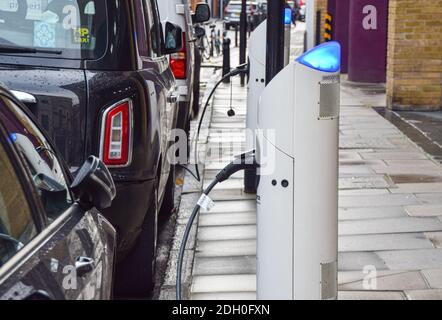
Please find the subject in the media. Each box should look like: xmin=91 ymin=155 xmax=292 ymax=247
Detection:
xmin=176 ymin=151 xmax=259 ymax=300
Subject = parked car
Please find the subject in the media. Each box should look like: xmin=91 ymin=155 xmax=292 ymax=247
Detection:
xmin=0 ymin=85 xmax=116 ymax=300
xmin=298 ymin=0 xmax=306 ymax=21
xmin=224 ymin=0 xmax=259 ymax=30
xmin=158 ymin=1 xmax=210 ymax=133
xmin=0 ymin=0 xmax=183 ymax=296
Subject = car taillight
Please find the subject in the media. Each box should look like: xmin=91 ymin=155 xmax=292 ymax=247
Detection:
xmin=170 ymin=33 xmax=187 ymax=80
xmin=100 ymin=99 xmax=133 ymax=167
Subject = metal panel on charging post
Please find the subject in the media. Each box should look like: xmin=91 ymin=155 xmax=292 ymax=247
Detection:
xmin=256 ymin=42 xmax=341 ymax=300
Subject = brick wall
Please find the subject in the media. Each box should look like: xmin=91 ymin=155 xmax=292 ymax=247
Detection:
xmin=387 ymin=0 xmax=442 ymax=110
xmin=315 ymin=0 xmax=328 ymax=43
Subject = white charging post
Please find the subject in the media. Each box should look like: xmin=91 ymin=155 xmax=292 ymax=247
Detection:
xmin=256 ymin=42 xmax=341 ymax=300
xmin=246 ymin=21 xmax=267 ymax=157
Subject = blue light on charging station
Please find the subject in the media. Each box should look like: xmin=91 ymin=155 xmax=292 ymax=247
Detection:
xmin=9 ymin=133 xmax=17 ymax=143
xmin=284 ymin=8 xmax=292 ymax=25
xmin=296 ymin=41 xmax=341 ymax=73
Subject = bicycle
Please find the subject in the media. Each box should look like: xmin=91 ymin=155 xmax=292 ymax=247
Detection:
xmin=209 ymin=24 xmax=221 ymax=58
xmin=194 ymin=24 xmax=211 ymax=60
xmin=195 ymin=23 xmax=222 ymax=61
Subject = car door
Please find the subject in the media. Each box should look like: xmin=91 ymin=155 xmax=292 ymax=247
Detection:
xmin=0 ymin=94 xmax=115 ymax=300
xmin=135 ymin=0 xmax=178 ymax=197
xmin=150 ymin=0 xmax=179 ymax=196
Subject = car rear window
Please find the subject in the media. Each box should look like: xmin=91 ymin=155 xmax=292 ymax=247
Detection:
xmin=0 ymin=0 xmax=107 ymax=60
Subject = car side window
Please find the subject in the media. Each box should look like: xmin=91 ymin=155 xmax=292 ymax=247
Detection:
xmin=0 ymin=97 xmax=73 ymax=224
xmin=145 ymin=0 xmax=161 ymax=57
xmin=134 ymin=0 xmax=150 ymax=57
xmin=0 ymin=140 xmax=38 ymax=268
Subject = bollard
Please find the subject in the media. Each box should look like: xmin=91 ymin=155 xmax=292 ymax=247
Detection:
xmin=235 ymin=25 xmax=239 ymax=47
xmin=222 ymin=37 xmax=231 ymax=84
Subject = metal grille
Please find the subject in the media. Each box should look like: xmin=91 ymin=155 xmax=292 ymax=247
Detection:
xmin=319 ymin=76 xmax=340 ymax=119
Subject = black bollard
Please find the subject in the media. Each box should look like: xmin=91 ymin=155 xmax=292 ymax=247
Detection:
xmin=222 ymin=37 xmax=231 ymax=84
xmin=235 ymin=25 xmax=239 ymax=47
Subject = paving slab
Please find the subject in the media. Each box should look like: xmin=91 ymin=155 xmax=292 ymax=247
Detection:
xmin=196 ymin=239 xmax=256 ymax=258
xmin=339 ymin=271 xmax=428 ymax=291
xmin=340 ymin=138 xmax=396 ymax=149
xmin=339 ymin=194 xmax=419 ymax=208
xmin=338 ymin=291 xmax=405 ymax=300
xmin=339 ymin=175 xmax=392 ymax=190
xmin=197 ymin=225 xmax=256 ymax=241
xmin=405 ymin=205 xmax=442 ymax=217
xmin=405 ymin=290 xmax=442 ymax=300
xmin=360 ymin=152 xmax=429 ymax=160
xmin=199 ymin=212 xmax=256 ymax=227
xmin=338 ymin=270 xmax=409 ymax=285
xmin=200 ymin=199 xmax=256 ymax=214
xmin=339 ymin=165 xmax=375 ymax=175
xmin=384 ymin=160 xmax=440 ymax=168
xmin=339 ymin=233 xmax=434 ymax=252
xmin=191 ymin=292 xmax=257 ymax=300
xmin=390 ymin=183 xmax=442 ymax=194
xmin=191 ymin=275 xmax=256 ymax=293
xmin=415 ymin=193 xmax=442 ymax=205
xmin=193 ymin=256 xmax=256 ymax=276
xmin=339 ymin=189 xmax=390 ymax=196
xmin=339 ymin=207 xmax=408 ymax=221
xmin=377 ymin=249 xmax=442 ymax=270
xmin=338 ymin=252 xmax=388 ymax=271
xmin=339 ymin=217 xmax=442 ymax=236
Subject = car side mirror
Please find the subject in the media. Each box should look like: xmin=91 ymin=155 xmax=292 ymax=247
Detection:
xmin=162 ymin=22 xmax=183 ymax=55
xmin=71 ymin=156 xmax=116 ymax=210
xmin=192 ymin=3 xmax=211 ymax=24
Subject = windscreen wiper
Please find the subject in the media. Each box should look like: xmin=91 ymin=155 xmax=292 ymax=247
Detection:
xmin=0 ymin=45 xmax=62 ymax=55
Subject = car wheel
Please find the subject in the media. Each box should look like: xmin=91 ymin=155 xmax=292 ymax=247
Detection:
xmin=114 ymin=188 xmax=158 ymax=298
xmin=159 ymin=165 xmax=176 ymax=218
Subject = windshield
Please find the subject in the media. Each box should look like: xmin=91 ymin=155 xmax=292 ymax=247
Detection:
xmin=0 ymin=0 xmax=107 ymax=60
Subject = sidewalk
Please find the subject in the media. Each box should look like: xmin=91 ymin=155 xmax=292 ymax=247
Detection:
xmin=187 ymin=74 xmax=442 ymax=300
xmin=160 ymin=24 xmax=442 ymax=300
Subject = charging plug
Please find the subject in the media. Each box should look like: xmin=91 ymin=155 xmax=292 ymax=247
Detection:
xmin=216 ymin=150 xmax=258 ymax=183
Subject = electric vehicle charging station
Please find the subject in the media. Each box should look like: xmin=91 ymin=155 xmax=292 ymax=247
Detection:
xmin=256 ymin=41 xmax=341 ymax=300
xmin=176 ymin=1 xmax=341 ymax=301
xmin=245 ymin=21 xmax=267 ymax=164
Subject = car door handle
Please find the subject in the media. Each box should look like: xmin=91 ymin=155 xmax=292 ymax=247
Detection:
xmin=167 ymin=92 xmax=180 ymax=104
xmin=10 ymin=90 xmax=37 ymax=104
xmin=75 ymin=256 xmax=95 ymax=277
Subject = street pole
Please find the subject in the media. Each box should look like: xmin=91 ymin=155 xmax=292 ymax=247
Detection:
xmin=265 ymin=0 xmax=285 ymax=85
xmin=244 ymin=0 xmax=285 ymax=193
xmin=239 ymin=0 xmax=247 ymax=86
xmin=306 ymin=0 xmax=315 ymax=50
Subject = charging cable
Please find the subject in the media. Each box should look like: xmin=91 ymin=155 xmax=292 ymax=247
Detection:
xmin=176 ymin=151 xmax=259 ymax=300
xmin=177 ymin=64 xmax=249 ymax=182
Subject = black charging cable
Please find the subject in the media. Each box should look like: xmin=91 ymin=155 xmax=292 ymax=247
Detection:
xmin=176 ymin=151 xmax=259 ymax=300
xmin=177 ymin=64 xmax=249 ymax=182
